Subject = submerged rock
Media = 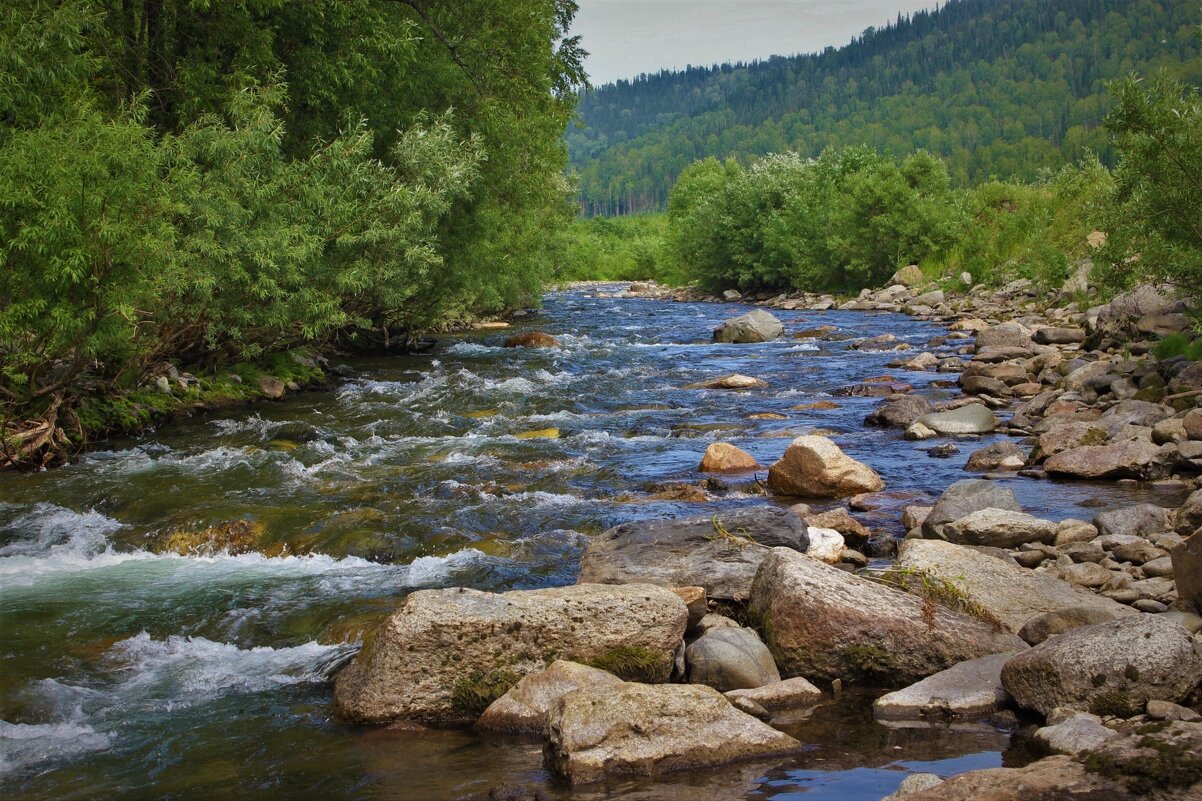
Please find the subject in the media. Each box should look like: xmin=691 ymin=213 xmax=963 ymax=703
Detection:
xmin=916 ymin=404 xmax=999 ymax=435
xmin=333 ymin=583 xmax=687 ymax=725
xmin=577 ymin=507 xmax=809 ymax=601
xmin=543 ymin=682 xmax=800 ymax=785
xmin=687 ymin=374 xmax=770 ymax=390
xmin=748 ymin=548 xmax=1026 ymax=686
xmin=713 ymin=310 xmax=784 ymax=344
xmin=503 ymin=332 xmax=559 ymax=348
xmin=766 ymin=436 xmax=883 ymax=498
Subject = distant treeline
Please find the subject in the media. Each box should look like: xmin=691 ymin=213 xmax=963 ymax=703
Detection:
xmin=568 ymin=0 xmax=1202 ymax=215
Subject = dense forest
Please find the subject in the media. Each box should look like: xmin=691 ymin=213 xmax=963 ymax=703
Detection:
xmin=0 ymin=0 xmax=584 ymax=467
xmin=569 ymin=0 xmax=1202 ymax=215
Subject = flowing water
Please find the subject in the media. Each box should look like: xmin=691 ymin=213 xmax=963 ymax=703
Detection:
xmin=0 ymin=286 xmax=1181 ymax=800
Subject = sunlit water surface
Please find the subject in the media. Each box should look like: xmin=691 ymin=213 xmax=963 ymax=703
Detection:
xmin=0 ymin=287 xmax=1179 ymax=800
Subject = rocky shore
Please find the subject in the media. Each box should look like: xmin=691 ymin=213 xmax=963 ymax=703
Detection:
xmin=332 ymin=270 xmax=1202 ymax=799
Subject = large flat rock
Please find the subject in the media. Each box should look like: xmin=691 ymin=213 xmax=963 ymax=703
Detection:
xmin=748 ymin=548 xmax=1026 ymax=686
xmin=873 ymin=652 xmax=1019 ymax=722
xmin=544 ymin=682 xmax=800 ymax=784
xmin=333 ymin=583 xmax=687 ymax=725
xmin=896 ymin=539 xmax=1133 ymax=633
xmin=577 ymin=507 xmax=809 ymax=601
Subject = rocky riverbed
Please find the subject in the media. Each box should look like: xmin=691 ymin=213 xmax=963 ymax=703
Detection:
xmin=2 ymin=278 xmax=1201 ymax=800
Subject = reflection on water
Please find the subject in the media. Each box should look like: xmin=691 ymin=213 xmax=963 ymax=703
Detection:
xmin=0 ymin=286 xmax=1171 ymax=799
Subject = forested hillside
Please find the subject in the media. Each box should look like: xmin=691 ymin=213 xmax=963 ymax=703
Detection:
xmin=569 ymin=0 xmax=1202 ymax=215
xmin=0 ymin=0 xmax=584 ymax=466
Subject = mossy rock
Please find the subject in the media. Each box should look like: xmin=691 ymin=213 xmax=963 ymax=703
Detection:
xmin=154 ymin=519 xmax=282 ymax=557
xmin=584 ymin=646 xmax=671 ymax=683
xmin=450 ymin=669 xmax=523 ymax=717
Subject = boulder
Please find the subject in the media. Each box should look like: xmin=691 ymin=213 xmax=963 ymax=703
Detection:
xmin=865 ymin=395 xmax=934 ymax=428
xmin=943 ymin=508 xmax=1058 ymax=548
xmin=699 ymin=442 xmax=760 ymax=473
xmin=333 ymin=583 xmax=687 ymax=724
xmin=1044 ymin=440 xmax=1174 ymax=481
xmin=891 ymin=265 xmax=925 ymax=287
xmin=686 ymin=627 xmax=781 ymax=692
xmin=965 ymin=441 xmax=1027 ymax=472
xmin=1094 ymin=504 xmax=1173 ymax=538
xmin=882 ymin=774 xmax=945 ymax=801
xmin=723 ymin=676 xmax=823 ymax=711
xmin=713 ymin=310 xmax=784 ymax=344
xmin=896 ymin=539 xmax=1132 ymax=634
xmin=748 ymin=548 xmax=1026 ymax=686
xmin=1001 ymin=615 xmax=1202 ymax=717
xmin=687 ymin=374 xmax=769 ymax=390
xmin=766 ymin=436 xmax=883 ymax=498
xmin=503 ymin=332 xmax=559 ymax=348
xmin=804 ymin=527 xmax=845 ymax=563
xmin=1017 ymin=606 xmax=1128 ymax=646
xmin=577 ymin=507 xmax=809 ymax=601
xmin=976 ymin=323 xmax=1032 ymax=351
xmin=722 ymin=289 xmax=743 ymax=302
xmin=917 ymin=404 xmax=999 ymax=435
xmin=476 ymin=660 xmax=623 ymax=734
xmin=1033 ymin=327 xmax=1087 ymax=345
xmin=873 ymin=652 xmax=1018 ymax=721
xmin=922 ymin=479 xmax=1022 ymax=539
xmin=1172 ymin=531 xmax=1202 ymax=613
xmin=805 ymin=507 xmax=871 ymax=547
xmin=1033 ymin=714 xmax=1117 ymax=756
xmin=543 ymin=682 xmax=800 ymax=785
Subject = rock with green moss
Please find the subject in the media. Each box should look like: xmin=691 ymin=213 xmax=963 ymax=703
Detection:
xmin=333 ymin=583 xmax=687 ymax=725
xmin=1001 ymin=615 xmax=1202 ymax=718
xmin=748 ymin=548 xmax=1026 ymax=687
xmin=475 ymin=660 xmax=623 ymax=734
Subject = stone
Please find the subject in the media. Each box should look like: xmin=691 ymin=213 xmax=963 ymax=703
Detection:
xmin=1056 ymin=561 xmax=1113 ymax=588
xmin=1033 ymin=327 xmax=1087 ymax=345
xmin=577 ymin=507 xmax=809 ymax=601
xmin=805 ymin=507 xmax=871 ymax=547
xmin=503 ymin=332 xmax=559 ymax=348
xmin=896 ymin=539 xmax=1132 ymax=634
xmin=943 ymin=509 xmax=1058 ymax=548
xmin=917 ymin=404 xmax=1000 ymax=435
xmin=700 ymin=442 xmax=760 ymax=473
xmin=687 ymin=374 xmax=769 ymax=390
xmin=766 ymin=436 xmax=883 ymax=499
xmin=1055 ymin=519 xmax=1099 ymax=546
xmin=882 ymin=774 xmax=945 ymax=801
xmin=476 ymin=660 xmax=623 ymax=734
xmin=1044 ymin=441 xmax=1174 ymax=481
xmin=976 ymin=323 xmax=1032 ymax=351
xmin=695 ymin=613 xmax=740 ymax=635
xmin=1094 ymin=504 xmax=1173 ymax=538
xmin=873 ymin=652 xmax=1018 ymax=721
xmin=1177 ymin=489 xmax=1202 ymax=532
xmin=905 ymin=422 xmax=938 ymax=440
xmin=1033 ymin=715 xmax=1117 ymax=755
xmin=804 ymin=527 xmax=846 ymax=563
xmin=1172 ymin=531 xmax=1202 ymax=613
xmin=672 ymin=586 xmax=708 ymax=631
xmin=891 ymin=265 xmax=925 ymax=287
xmin=686 ymin=627 xmax=781 ymax=692
xmin=965 ymin=441 xmax=1027 ymax=472
xmin=258 ymin=375 xmax=285 ymax=399
xmin=1137 ymin=313 xmax=1192 ymax=337
xmin=1018 ymin=606 xmax=1127 ymax=646
xmin=922 ymin=479 xmax=1022 ymax=539
xmin=748 ymin=548 xmax=1026 ymax=686
xmin=1001 ymin=615 xmax=1202 ymax=717
xmin=866 ymin=395 xmax=934 ymax=428
xmin=333 ymin=583 xmax=687 ymax=725
xmin=723 ymin=676 xmax=823 ymax=711
xmin=722 ymin=289 xmax=743 ymax=302
xmin=713 ymin=310 xmax=784 ymax=344
xmin=1146 ymin=699 xmax=1202 ymax=722
xmin=543 ymin=682 xmax=800 ymax=785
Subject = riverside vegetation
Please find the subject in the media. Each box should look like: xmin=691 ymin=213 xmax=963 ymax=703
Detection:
xmin=0 ymin=0 xmax=586 ymax=468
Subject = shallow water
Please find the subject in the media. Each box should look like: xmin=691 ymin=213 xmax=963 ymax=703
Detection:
xmin=0 ymin=286 xmax=1179 ymax=799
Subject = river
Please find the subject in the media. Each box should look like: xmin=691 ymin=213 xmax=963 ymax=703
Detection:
xmin=0 ymin=286 xmax=1175 ymax=800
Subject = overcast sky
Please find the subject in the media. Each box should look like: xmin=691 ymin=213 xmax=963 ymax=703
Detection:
xmin=574 ymin=1 xmax=941 ymax=85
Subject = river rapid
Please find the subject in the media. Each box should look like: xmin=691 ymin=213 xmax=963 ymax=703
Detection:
xmin=0 ymin=286 xmax=1177 ymax=800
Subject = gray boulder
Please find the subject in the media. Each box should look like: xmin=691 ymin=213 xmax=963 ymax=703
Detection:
xmin=1094 ymin=504 xmax=1173 ymax=538
xmin=917 ymin=404 xmax=999 ymax=435
xmin=1001 ymin=615 xmax=1202 ymax=717
xmin=543 ymin=682 xmax=800 ymax=784
xmin=1017 ymin=606 xmax=1128 ymax=646
xmin=333 ymin=583 xmax=687 ymax=725
xmin=476 ymin=660 xmax=623 ymax=734
xmin=873 ymin=652 xmax=1018 ymax=721
xmin=724 ymin=676 xmax=823 ymax=711
xmin=943 ymin=508 xmax=1057 ymax=548
xmin=865 ymin=395 xmax=934 ymax=428
xmin=1173 ymin=530 xmax=1202 ymax=613
xmin=1033 ymin=714 xmax=1117 ymax=756
xmin=748 ymin=548 xmax=1026 ymax=686
xmin=577 ymin=507 xmax=808 ymax=602
xmin=965 ymin=441 xmax=1027 ymax=472
xmin=713 ymin=310 xmax=784 ymax=343
xmin=1044 ymin=441 xmax=1175 ymax=481
xmin=686 ymin=627 xmax=781 ymax=692
xmin=896 ymin=539 xmax=1132 ymax=634
xmin=922 ymin=479 xmax=1022 ymax=539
